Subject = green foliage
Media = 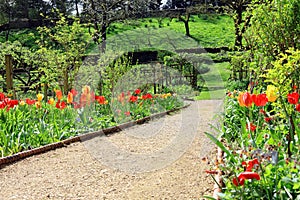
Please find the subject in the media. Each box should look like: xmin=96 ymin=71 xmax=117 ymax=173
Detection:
xmin=35 ymin=15 xmax=91 ymax=93
xmin=264 ymin=49 xmax=300 ymax=96
xmin=0 ymin=104 xmax=78 ymax=156
xmin=244 ymin=0 xmax=300 ymax=80
xmin=102 ymin=53 xmax=133 ymax=95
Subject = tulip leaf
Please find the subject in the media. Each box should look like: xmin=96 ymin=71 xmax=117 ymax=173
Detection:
xmin=202 ymin=195 xmax=217 ymax=200
xmin=205 ymin=132 xmax=236 ymax=163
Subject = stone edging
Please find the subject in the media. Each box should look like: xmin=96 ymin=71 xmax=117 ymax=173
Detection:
xmin=213 ymin=147 xmax=224 ymax=200
xmin=0 ymin=103 xmax=190 ymax=167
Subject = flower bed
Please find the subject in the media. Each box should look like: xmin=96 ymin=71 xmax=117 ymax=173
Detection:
xmin=0 ymin=86 xmax=183 ymax=158
xmin=205 ymin=85 xmax=300 ymax=199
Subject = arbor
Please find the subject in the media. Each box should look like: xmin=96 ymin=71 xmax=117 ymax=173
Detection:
xmin=82 ymin=0 xmax=151 ymax=52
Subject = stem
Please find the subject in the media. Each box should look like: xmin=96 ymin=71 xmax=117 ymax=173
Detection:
xmin=278 ymin=95 xmax=294 ymax=157
xmin=210 ymin=174 xmax=221 ymax=189
xmin=259 ymin=163 xmax=272 ymax=199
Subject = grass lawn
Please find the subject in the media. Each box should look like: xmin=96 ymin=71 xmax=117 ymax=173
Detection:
xmin=194 ymin=62 xmax=231 ymax=100
xmin=1 ymin=14 xmax=234 ymax=51
xmin=109 ymin=14 xmax=235 ymax=48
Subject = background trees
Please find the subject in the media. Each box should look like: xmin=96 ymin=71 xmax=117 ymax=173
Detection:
xmin=82 ymin=0 xmax=152 ymax=52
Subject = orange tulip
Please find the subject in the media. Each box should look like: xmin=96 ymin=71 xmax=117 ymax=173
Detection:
xmin=48 ymin=98 xmax=55 ymax=105
xmin=55 ymin=90 xmax=63 ymax=100
xmin=67 ymin=92 xmax=73 ymax=104
xmin=237 ymin=92 xmax=252 ymax=107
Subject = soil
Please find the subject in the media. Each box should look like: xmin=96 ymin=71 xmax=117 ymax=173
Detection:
xmin=0 ymin=100 xmax=223 ymax=200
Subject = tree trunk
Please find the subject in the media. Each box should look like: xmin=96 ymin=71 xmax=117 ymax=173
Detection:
xmin=75 ymin=0 xmax=79 ymax=17
xmin=184 ymin=20 xmax=190 ymax=37
xmin=100 ymin=25 xmax=107 ymax=52
xmin=179 ymin=13 xmax=191 ymax=37
xmin=234 ymin=6 xmax=243 ymax=49
xmin=100 ymin=12 xmax=107 ymax=53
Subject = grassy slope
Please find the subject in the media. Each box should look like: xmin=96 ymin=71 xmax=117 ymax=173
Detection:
xmin=115 ymin=15 xmax=234 ymax=47
xmin=0 ymin=14 xmax=234 ymax=50
xmin=195 ymin=62 xmax=231 ymax=100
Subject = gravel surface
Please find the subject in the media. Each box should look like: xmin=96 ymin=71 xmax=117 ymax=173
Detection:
xmin=0 ymin=100 xmax=223 ymax=200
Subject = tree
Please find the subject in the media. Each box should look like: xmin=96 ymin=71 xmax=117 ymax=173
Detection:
xmin=220 ymin=0 xmax=252 ymax=49
xmin=165 ymin=0 xmax=206 ymax=37
xmin=82 ymin=0 xmax=151 ymax=52
xmin=49 ymin=0 xmax=75 ymax=16
xmin=149 ymin=0 xmax=162 ymax=10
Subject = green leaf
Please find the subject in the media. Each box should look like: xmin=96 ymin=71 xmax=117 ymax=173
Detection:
xmin=202 ymin=196 xmax=217 ymax=200
xmin=204 ymin=132 xmax=236 ymax=163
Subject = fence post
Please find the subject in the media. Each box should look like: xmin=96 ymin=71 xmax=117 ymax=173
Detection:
xmin=5 ymin=54 xmax=15 ymax=98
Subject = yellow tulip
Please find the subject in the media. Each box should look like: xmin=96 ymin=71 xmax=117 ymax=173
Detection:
xmin=19 ymin=100 xmax=25 ymax=106
xmin=35 ymin=101 xmax=41 ymax=108
xmin=266 ymin=85 xmax=278 ymax=102
xmin=48 ymin=98 xmax=55 ymax=105
xmin=37 ymin=93 xmax=44 ymax=102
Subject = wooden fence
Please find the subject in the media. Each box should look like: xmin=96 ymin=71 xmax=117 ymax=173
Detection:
xmin=1 ymin=54 xmax=201 ymax=98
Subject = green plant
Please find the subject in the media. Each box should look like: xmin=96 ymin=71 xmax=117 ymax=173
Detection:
xmin=206 ymin=84 xmax=300 ymax=199
xmin=35 ymin=15 xmax=91 ymax=94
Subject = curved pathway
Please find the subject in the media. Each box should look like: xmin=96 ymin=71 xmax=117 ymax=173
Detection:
xmin=0 ymin=100 xmax=223 ymax=200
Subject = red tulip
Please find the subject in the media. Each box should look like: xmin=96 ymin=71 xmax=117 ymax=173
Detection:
xmin=247 ymin=122 xmax=256 ymax=132
xmin=129 ymin=95 xmax=138 ymax=103
xmin=0 ymin=92 xmax=5 ymax=101
xmin=95 ymin=95 xmax=106 ymax=105
xmin=135 ymin=89 xmax=141 ymax=95
xmin=124 ymin=111 xmax=130 ymax=116
xmin=233 ymin=172 xmax=260 ymax=186
xmin=296 ymin=104 xmax=300 ymax=112
xmin=70 ymin=89 xmax=78 ymax=97
xmin=252 ymin=94 xmax=268 ymax=107
xmin=26 ymin=98 xmax=36 ymax=105
xmin=142 ymin=93 xmax=153 ymax=100
xmin=0 ymin=101 xmax=5 ymax=109
xmin=265 ymin=117 xmax=272 ymax=123
xmin=242 ymin=158 xmax=259 ymax=172
xmin=56 ymin=100 xmax=67 ymax=110
xmin=259 ymin=109 xmax=266 ymax=115
xmin=287 ymin=92 xmax=299 ymax=104
xmin=293 ymin=85 xmax=298 ymax=90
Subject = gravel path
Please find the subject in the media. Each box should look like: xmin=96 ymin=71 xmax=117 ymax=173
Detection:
xmin=0 ymin=100 xmax=223 ymax=200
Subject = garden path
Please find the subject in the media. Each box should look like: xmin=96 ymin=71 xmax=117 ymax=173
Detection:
xmin=0 ymin=100 xmax=223 ymax=200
